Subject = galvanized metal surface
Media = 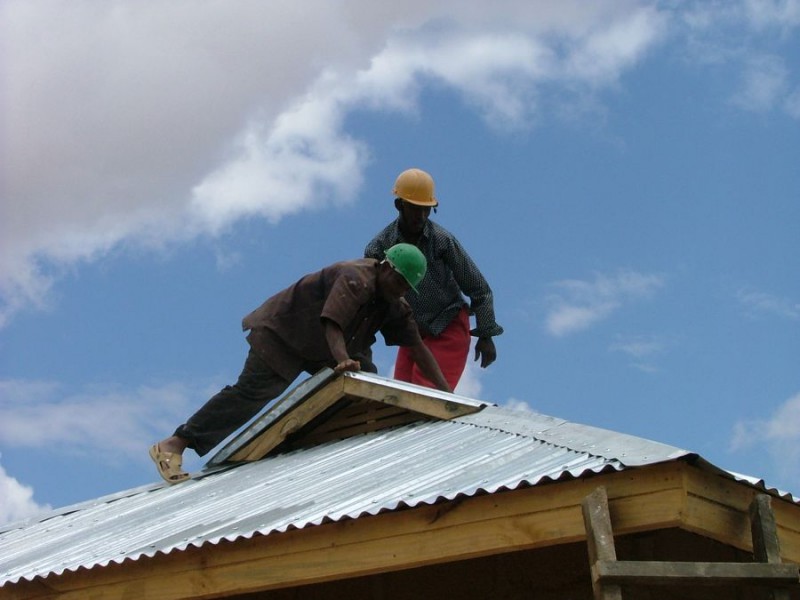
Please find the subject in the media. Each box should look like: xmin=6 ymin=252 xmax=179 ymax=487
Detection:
xmin=0 ymin=374 xmax=794 ymax=587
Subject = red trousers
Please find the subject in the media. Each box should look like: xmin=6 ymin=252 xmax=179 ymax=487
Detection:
xmin=394 ymin=306 xmax=470 ymax=390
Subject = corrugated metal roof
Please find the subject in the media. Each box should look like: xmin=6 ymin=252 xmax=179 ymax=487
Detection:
xmin=0 ymin=372 xmax=794 ymax=587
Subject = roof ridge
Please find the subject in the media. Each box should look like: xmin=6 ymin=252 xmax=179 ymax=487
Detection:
xmin=455 ymin=405 xmax=691 ymax=467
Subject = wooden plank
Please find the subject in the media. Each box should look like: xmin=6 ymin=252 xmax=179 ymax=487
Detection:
xmin=772 ymin=498 xmax=800 ymax=564
xmin=607 ymin=488 xmax=685 ymax=534
xmin=682 ymin=465 xmax=761 ymax=551
xmin=582 ymin=487 xmax=623 ymax=600
xmin=230 ymin=378 xmax=345 ymax=461
xmin=682 ymin=467 xmax=800 ymax=562
xmin=582 ymin=489 xmax=623 ymax=600
xmin=308 ymin=400 xmax=409 ymax=433
xmin=682 ymin=492 xmax=752 ymax=550
xmin=582 ymin=487 xmax=618 ymax=562
xmin=751 ymin=494 xmax=783 ymax=564
xmin=296 ymin=413 xmax=425 ymax=447
xmin=341 ymin=377 xmax=481 ymax=420
xmin=750 ymin=494 xmax=793 ymax=600
xmin=595 ymin=560 xmax=800 ymax=587
xmin=311 ymin=398 xmax=374 ymax=424
xmin=283 ymin=397 xmax=422 ymax=448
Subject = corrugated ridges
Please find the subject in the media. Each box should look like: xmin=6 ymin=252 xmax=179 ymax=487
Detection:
xmin=1 ymin=408 xmax=622 ymax=585
xmin=1 ymin=400 xmax=795 ymax=587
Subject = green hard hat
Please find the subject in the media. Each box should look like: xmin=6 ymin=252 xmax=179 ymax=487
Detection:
xmin=384 ymin=243 xmax=427 ymax=292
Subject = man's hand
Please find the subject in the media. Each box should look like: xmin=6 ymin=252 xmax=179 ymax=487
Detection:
xmin=323 ymin=319 xmax=360 ymax=373
xmin=334 ymin=358 xmax=361 ymax=373
xmin=474 ymin=337 xmax=497 ymax=368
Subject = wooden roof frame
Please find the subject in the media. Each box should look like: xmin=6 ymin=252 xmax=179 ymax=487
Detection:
xmin=209 ymin=370 xmax=486 ymax=465
xmin=7 ymin=460 xmax=799 ymax=600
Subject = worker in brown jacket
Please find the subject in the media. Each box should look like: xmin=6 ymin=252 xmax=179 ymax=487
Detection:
xmin=150 ymin=244 xmax=450 ymax=484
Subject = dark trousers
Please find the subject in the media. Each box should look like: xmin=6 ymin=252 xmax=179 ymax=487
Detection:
xmin=174 ymin=347 xmax=293 ymax=456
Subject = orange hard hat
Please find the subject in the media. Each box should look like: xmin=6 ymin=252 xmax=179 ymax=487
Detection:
xmin=393 ymin=168 xmax=438 ymax=207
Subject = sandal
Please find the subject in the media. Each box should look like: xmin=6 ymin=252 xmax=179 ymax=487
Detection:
xmin=149 ymin=443 xmax=190 ymax=484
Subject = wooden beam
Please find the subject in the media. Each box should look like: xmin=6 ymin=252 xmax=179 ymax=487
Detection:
xmin=229 ymin=378 xmax=345 ymax=461
xmin=296 ymin=411 xmax=426 ymax=447
xmin=206 ymin=367 xmax=337 ymax=467
xmin=751 ymin=494 xmax=783 ymax=564
xmin=750 ymin=494 xmax=793 ymax=600
xmin=682 ymin=466 xmax=800 ymax=562
xmin=582 ymin=486 xmax=623 ymax=600
xmin=595 ymin=560 xmax=800 ymax=587
xmin=341 ymin=376 xmax=482 ymax=420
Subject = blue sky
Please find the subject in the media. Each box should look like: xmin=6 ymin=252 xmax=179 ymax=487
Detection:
xmin=1 ymin=0 xmax=798 ymax=524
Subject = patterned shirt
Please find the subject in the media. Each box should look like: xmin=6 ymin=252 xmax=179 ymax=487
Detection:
xmin=365 ymin=219 xmax=503 ymax=338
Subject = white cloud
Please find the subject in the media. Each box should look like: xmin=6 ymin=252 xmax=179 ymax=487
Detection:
xmin=609 ymin=333 xmax=667 ymax=373
xmin=213 ymin=246 xmax=243 ymax=272
xmin=189 ymin=91 xmax=369 ymax=233
xmin=785 ymin=86 xmax=800 ymax=117
xmin=743 ymin=0 xmax=800 ymax=30
xmin=684 ymin=0 xmax=800 ymax=35
xmin=0 ymin=457 xmax=51 ymax=526
xmin=562 ymin=5 xmax=666 ymax=85
xmin=545 ymin=270 xmax=665 ymax=337
xmin=0 ymin=0 xmax=394 ymax=325
xmin=730 ymin=392 xmax=800 ymax=491
xmin=454 ymin=353 xmax=484 ymax=399
xmin=737 ymin=288 xmax=800 ymax=320
xmin=732 ymin=54 xmax=790 ymax=112
xmin=503 ymin=398 xmax=537 ymax=413
xmin=0 ymin=0 xmax=668 ymax=327
xmin=680 ymin=1 xmax=800 ymax=118
xmin=0 ymin=378 xmax=197 ymax=459
xmin=609 ymin=334 xmax=664 ymax=359
xmin=546 ymin=303 xmax=618 ymax=337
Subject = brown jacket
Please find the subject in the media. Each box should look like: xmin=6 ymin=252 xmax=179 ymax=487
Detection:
xmin=242 ymin=259 xmax=421 ymax=379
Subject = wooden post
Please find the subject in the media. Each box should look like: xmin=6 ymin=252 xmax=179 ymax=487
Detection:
xmin=750 ymin=494 xmax=790 ymax=600
xmin=582 ymin=486 xmax=623 ymax=600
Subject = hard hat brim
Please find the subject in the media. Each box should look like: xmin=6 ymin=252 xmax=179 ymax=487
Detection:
xmin=397 ymin=196 xmax=438 ymax=208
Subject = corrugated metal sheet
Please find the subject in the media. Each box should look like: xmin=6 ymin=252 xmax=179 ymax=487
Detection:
xmin=0 ymin=372 xmax=794 ymax=587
